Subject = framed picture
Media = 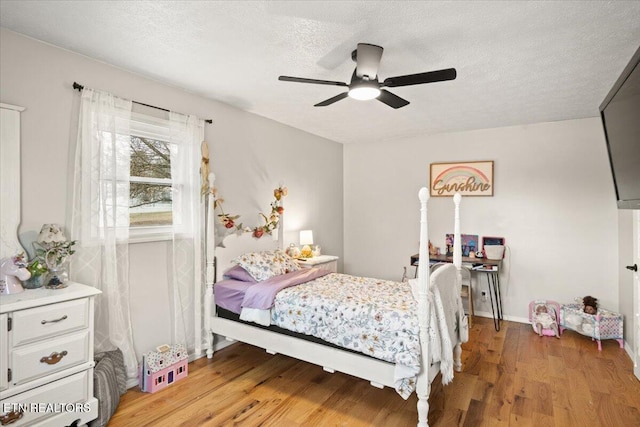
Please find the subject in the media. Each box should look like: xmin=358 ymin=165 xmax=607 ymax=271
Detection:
xmin=430 ymin=161 xmax=494 ymax=197
xmin=445 ymin=233 xmax=479 ymax=257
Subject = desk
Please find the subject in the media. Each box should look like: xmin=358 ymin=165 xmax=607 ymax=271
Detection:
xmin=410 ymin=254 xmax=503 ymax=331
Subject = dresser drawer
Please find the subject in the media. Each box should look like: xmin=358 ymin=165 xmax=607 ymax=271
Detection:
xmin=12 ymin=298 xmax=89 ymax=346
xmin=0 ymin=370 xmax=90 ymax=427
xmin=11 ymin=331 xmax=90 ymax=386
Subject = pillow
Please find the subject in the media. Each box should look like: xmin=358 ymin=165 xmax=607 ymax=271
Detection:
xmin=89 ymin=356 xmax=120 ymax=427
xmin=233 ymin=249 xmax=299 ymax=281
xmin=279 ymin=251 xmax=300 ymax=274
xmin=223 ymin=265 xmax=257 ymax=283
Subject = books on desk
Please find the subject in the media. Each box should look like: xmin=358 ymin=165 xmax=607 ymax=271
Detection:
xmin=417 ymin=259 xmax=498 ymax=271
xmin=472 ymin=264 xmax=498 ymax=271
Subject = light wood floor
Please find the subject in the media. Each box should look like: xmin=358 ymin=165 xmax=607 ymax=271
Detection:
xmin=108 ymin=317 xmax=640 ymax=426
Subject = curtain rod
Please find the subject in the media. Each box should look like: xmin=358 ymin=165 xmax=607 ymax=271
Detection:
xmin=73 ymin=82 xmax=213 ymax=124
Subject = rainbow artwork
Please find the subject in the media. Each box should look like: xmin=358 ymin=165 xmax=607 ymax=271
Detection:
xmin=430 ymin=161 xmax=494 ymax=196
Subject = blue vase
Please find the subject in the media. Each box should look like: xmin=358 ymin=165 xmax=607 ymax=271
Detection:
xmin=23 ymin=274 xmax=44 ymax=289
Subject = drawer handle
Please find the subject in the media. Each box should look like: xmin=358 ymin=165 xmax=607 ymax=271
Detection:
xmin=41 ymin=314 xmax=68 ymax=324
xmin=0 ymin=410 xmax=24 ymax=425
xmin=40 ymin=350 xmax=68 ymax=365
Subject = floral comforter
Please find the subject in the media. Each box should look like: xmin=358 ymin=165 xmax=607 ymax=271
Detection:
xmin=270 ymin=273 xmax=422 ymax=397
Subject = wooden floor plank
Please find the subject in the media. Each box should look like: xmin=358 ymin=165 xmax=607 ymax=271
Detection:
xmin=108 ymin=317 xmax=640 ymax=426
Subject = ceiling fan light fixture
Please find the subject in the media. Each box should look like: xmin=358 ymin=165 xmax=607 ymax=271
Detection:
xmin=348 ymin=86 xmax=381 ymax=100
xmin=348 ymin=80 xmax=381 ymax=101
xmin=280 ymin=43 xmax=456 ymax=108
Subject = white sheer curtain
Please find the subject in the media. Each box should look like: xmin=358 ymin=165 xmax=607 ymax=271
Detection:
xmin=167 ymin=112 xmax=205 ymax=355
xmin=70 ymin=88 xmax=138 ymax=383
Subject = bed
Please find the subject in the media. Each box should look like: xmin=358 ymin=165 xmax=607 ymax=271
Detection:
xmin=203 ymin=180 xmax=467 ymax=427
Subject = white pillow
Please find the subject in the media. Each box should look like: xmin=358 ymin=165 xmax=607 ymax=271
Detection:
xmin=232 ymin=250 xmax=299 ymax=282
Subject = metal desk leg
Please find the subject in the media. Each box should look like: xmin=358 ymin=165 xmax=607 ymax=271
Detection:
xmin=486 ymin=272 xmax=502 ymax=331
xmin=493 ymin=273 xmax=503 ymax=321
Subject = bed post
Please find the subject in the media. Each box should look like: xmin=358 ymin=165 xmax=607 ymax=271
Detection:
xmin=452 ymin=193 xmax=462 ymax=288
xmin=205 ymin=172 xmax=216 ymax=358
xmin=452 ymin=193 xmax=463 ymax=371
xmin=416 ymin=187 xmax=431 ymax=427
xmin=277 ymin=206 xmax=284 ymax=251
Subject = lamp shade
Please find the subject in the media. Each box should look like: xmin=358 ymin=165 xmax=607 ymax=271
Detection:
xmin=37 ymin=224 xmax=67 ymax=244
xmin=299 ymin=230 xmax=314 ymax=246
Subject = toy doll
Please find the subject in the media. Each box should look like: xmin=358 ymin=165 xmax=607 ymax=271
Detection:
xmin=532 ymin=303 xmax=560 ymax=338
xmin=582 ymin=296 xmax=598 ymax=315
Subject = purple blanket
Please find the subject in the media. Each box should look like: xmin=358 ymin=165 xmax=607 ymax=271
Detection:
xmin=242 ymin=268 xmax=331 ymax=310
xmin=214 ymin=279 xmax=255 ymax=314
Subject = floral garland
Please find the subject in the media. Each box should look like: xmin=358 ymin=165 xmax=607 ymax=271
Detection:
xmin=213 ymin=185 xmax=287 ymax=239
xmin=200 ymin=142 xmax=287 ymax=239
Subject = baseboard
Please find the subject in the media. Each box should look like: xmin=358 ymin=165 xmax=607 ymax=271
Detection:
xmin=186 ymin=336 xmax=237 ymax=363
xmin=624 ymin=339 xmax=636 ymax=364
xmin=472 ymin=310 xmax=530 ymax=325
xmin=212 ymin=337 xmax=236 ymax=352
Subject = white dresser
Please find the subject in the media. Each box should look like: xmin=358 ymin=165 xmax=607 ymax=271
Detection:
xmin=296 ymin=255 xmax=339 ymax=273
xmin=0 ymin=282 xmax=100 ymax=426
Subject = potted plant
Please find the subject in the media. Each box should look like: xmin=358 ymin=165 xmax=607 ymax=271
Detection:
xmin=23 ymin=258 xmax=47 ymax=289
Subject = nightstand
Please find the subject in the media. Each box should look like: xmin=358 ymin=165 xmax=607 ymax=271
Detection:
xmin=296 ymin=255 xmax=339 ymax=273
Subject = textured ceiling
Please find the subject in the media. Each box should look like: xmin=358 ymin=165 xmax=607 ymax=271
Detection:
xmin=1 ymin=1 xmax=639 ymax=144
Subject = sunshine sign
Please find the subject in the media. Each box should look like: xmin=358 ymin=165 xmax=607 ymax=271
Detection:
xmin=430 ymin=161 xmax=494 ymax=197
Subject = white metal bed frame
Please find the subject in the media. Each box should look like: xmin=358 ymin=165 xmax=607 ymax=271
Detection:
xmin=203 ymin=174 xmax=464 ymax=427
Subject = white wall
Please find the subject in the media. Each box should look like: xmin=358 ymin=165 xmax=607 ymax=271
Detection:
xmin=0 ymin=29 xmax=343 ymax=359
xmin=344 ymin=119 xmax=619 ymax=321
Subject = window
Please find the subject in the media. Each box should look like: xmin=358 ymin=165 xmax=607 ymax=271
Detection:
xmin=128 ymin=113 xmax=176 ymax=242
xmin=129 ymin=135 xmax=172 ymax=227
xmin=77 ymin=96 xmax=200 ymax=245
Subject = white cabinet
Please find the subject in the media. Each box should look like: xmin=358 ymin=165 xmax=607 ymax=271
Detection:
xmin=297 ymin=255 xmax=339 ymax=273
xmin=0 ymin=282 xmax=100 ymax=426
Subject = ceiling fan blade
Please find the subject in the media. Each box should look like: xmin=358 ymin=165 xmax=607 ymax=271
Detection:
xmin=377 ymin=90 xmax=410 ymax=109
xmin=314 ymin=92 xmax=349 ymax=107
xmin=382 ymin=68 xmax=457 ymax=88
xmin=279 ymin=76 xmax=348 ymax=87
xmin=355 ymin=43 xmax=383 ymax=79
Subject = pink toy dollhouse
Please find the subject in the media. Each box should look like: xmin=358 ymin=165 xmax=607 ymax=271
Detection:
xmin=140 ymin=344 xmax=188 ymax=393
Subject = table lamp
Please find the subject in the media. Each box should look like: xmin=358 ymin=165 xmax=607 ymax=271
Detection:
xmin=37 ymin=224 xmax=67 ymax=245
xmin=299 ymin=230 xmax=314 ymax=258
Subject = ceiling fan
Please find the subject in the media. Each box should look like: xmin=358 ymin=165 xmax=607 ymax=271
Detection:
xmin=279 ymin=43 xmax=456 ymax=109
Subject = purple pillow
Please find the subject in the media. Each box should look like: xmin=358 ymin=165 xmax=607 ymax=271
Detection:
xmin=223 ymin=265 xmax=257 ymax=283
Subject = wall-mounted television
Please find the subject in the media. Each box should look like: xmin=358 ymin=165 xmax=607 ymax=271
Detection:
xmin=599 ymin=45 xmax=640 ymax=210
